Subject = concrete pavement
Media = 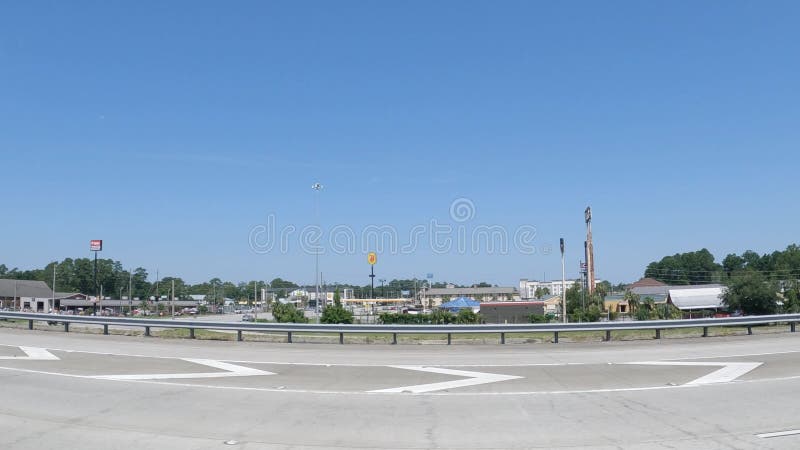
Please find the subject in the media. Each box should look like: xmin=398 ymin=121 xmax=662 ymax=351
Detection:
xmin=1 ymin=327 xmax=799 ymax=449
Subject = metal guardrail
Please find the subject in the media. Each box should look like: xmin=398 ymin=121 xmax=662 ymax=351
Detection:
xmin=1 ymin=311 xmax=799 ymax=344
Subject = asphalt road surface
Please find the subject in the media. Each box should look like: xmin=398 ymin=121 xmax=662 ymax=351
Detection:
xmin=1 ymin=328 xmax=799 ymax=449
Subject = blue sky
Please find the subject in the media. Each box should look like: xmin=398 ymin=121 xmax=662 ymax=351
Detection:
xmin=2 ymin=1 xmax=799 ymax=286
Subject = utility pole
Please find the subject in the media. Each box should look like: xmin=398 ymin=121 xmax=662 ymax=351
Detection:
xmin=171 ymin=278 xmax=175 ymax=319
xmin=560 ymin=238 xmax=566 ymax=323
xmin=128 ymin=270 xmax=132 ymax=315
xmin=585 ymin=206 xmax=596 ymax=295
xmin=52 ymin=261 xmax=57 ymax=312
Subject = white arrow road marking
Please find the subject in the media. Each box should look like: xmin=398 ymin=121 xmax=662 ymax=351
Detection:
xmin=756 ymin=429 xmax=800 ymax=439
xmin=0 ymin=346 xmax=59 ymax=360
xmin=90 ymin=358 xmax=274 ymax=381
xmin=626 ymin=361 xmax=762 ymax=385
xmin=370 ymin=366 xmax=523 ymax=393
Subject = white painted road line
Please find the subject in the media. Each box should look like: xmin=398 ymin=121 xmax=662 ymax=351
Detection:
xmin=626 ymin=361 xmax=762 ymax=385
xmin=370 ymin=366 xmax=522 ymax=393
xmin=90 ymin=358 xmax=274 ymax=381
xmin=0 ymin=346 xmax=60 ymax=360
xmin=756 ymin=429 xmax=800 ymax=439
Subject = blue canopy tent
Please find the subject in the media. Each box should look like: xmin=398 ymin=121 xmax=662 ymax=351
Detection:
xmin=439 ymin=297 xmax=480 ymax=312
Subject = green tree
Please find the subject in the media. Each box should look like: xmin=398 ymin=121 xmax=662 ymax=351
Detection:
xmin=722 ymin=272 xmax=779 ymax=315
xmin=624 ymin=291 xmax=640 ymax=317
xmin=272 ymin=302 xmax=308 ymax=323
xmin=534 ymin=286 xmax=551 ymax=299
xmin=430 ymin=309 xmax=452 ymax=324
xmin=455 ymin=308 xmax=480 ymax=324
xmin=320 ymin=289 xmax=353 ymax=324
xmin=644 ymin=248 xmax=721 ymax=284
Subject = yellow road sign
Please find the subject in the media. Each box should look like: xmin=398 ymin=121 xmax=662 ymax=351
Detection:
xmin=367 ymin=252 xmax=377 ymax=265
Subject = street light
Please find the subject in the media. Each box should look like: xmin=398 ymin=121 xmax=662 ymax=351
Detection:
xmin=560 ymin=238 xmax=566 ymax=323
xmin=312 ymin=182 xmax=323 ymax=317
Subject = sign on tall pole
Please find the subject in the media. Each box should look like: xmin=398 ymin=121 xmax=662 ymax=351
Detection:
xmin=90 ymin=240 xmax=102 ymax=315
xmin=368 ymin=252 xmax=377 ymax=299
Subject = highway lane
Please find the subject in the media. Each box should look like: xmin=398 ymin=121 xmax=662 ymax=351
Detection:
xmin=1 ymin=328 xmax=799 ymax=449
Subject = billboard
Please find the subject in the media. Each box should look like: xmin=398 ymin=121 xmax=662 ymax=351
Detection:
xmin=90 ymin=240 xmax=103 ymax=251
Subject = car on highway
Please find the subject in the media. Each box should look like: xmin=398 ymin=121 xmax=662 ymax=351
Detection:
xmin=242 ymin=314 xmax=255 ymax=322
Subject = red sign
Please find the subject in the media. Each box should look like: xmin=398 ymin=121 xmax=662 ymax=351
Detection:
xmin=90 ymin=240 xmax=103 ymax=251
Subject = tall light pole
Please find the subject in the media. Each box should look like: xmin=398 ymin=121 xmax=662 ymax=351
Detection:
xmin=51 ymin=261 xmax=57 ymax=312
xmin=312 ymin=182 xmax=323 ymax=316
xmin=128 ymin=270 xmax=133 ymax=315
xmin=560 ymin=238 xmax=566 ymax=323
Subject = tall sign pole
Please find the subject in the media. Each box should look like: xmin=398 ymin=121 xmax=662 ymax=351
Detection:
xmin=368 ymin=252 xmax=377 ymax=299
xmin=560 ymin=238 xmax=566 ymax=323
xmin=90 ymin=240 xmax=103 ymax=315
xmin=585 ymin=207 xmax=596 ymax=295
xmin=312 ymin=183 xmax=323 ymax=314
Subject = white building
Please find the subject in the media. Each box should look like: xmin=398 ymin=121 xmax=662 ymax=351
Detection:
xmin=519 ymin=278 xmax=603 ymax=299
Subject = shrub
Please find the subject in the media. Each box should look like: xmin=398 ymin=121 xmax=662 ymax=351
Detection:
xmin=455 ymin=309 xmax=480 ymax=324
xmin=272 ymin=302 xmax=308 ymax=323
xmin=529 ymin=314 xmax=548 ymax=323
xmin=320 ymin=304 xmax=353 ymax=324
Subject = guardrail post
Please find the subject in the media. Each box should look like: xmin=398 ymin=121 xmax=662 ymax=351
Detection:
xmin=703 ymin=327 xmax=708 ymax=337
xmin=791 ymin=323 xmax=797 ymax=333
xmin=392 ymin=333 xmax=397 ymax=345
xmin=655 ymin=329 xmax=661 ymax=339
xmin=553 ymin=331 xmax=559 ymax=343
xmin=447 ymin=333 xmax=451 ymax=345
xmin=28 ymin=320 xmax=33 ymax=330
xmin=339 ymin=332 xmax=344 ymax=344
xmin=64 ymin=322 xmax=69 ymax=332
xmin=237 ymin=330 xmax=243 ymax=341
xmin=189 ymin=328 xmax=195 ymax=339
xmin=287 ymin=331 xmax=292 ymax=343
xmin=103 ymin=324 xmax=109 ymax=335
xmin=145 ymin=326 xmax=151 ymax=337
xmin=500 ymin=332 xmax=505 ymax=344
xmin=605 ymin=330 xmax=611 ymax=342
xmin=747 ymin=326 xmax=752 ymax=335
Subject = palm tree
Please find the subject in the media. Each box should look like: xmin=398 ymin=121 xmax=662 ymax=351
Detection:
xmin=624 ymin=291 xmax=640 ymax=317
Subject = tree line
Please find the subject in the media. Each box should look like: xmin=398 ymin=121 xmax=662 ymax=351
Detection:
xmin=644 ymin=245 xmax=800 ymax=285
xmin=0 ymin=260 xmax=495 ymax=303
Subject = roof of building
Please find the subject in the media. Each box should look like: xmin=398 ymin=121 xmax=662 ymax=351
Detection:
xmin=628 ymin=278 xmax=666 ymax=289
xmin=0 ymin=279 xmax=53 ymax=298
xmin=439 ymin=297 xmax=480 ymax=310
xmin=480 ymin=301 xmax=545 ymax=307
xmin=667 ymin=287 xmax=725 ymax=310
xmin=428 ymin=287 xmax=516 ymax=296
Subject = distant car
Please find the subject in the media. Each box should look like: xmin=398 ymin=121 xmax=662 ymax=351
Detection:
xmin=242 ymin=314 xmax=255 ymax=322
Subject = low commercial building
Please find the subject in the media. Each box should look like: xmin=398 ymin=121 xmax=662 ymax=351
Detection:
xmin=479 ymin=301 xmax=545 ymax=324
xmin=667 ymin=287 xmax=725 ymax=317
xmin=423 ymin=287 xmax=518 ymax=307
xmin=0 ymin=279 xmax=58 ymax=311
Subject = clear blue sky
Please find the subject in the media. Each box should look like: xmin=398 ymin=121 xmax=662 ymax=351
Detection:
xmin=2 ymin=1 xmax=799 ymax=286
